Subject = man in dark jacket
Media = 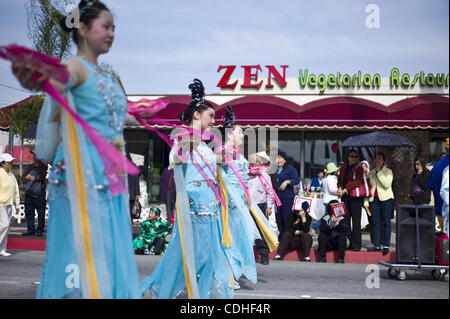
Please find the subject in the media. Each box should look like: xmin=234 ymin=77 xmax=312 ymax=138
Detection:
xmin=318 ymin=200 xmax=350 ymax=263
xmin=127 ymin=155 xmax=141 ymax=225
xmin=160 ymin=166 xmax=175 ymax=221
xmin=274 ymin=201 xmax=313 ymax=262
xmin=22 ymin=152 xmax=48 ymax=236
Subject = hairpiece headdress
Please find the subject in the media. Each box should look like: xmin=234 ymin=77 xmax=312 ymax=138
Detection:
xmin=222 ymin=106 xmax=236 ymax=128
xmin=80 ymin=0 xmax=99 ymax=18
xmin=188 ymin=78 xmax=205 ymax=114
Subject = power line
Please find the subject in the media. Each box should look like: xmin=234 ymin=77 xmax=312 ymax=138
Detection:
xmin=0 ymin=83 xmax=31 ymax=94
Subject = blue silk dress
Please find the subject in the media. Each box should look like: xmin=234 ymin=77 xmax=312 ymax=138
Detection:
xmin=222 ymin=154 xmax=257 ymax=284
xmin=139 ymin=141 xmax=234 ymax=299
xmin=36 ymin=56 xmax=140 ymax=299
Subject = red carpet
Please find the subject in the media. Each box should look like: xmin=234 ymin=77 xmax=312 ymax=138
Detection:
xmin=254 ymin=249 xmax=396 ymax=263
xmin=7 ymin=238 xmax=46 ymax=251
xmin=7 ymin=238 xmax=396 ymax=263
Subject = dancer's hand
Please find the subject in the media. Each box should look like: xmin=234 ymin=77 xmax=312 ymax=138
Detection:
xmin=12 ymin=61 xmax=47 ymax=91
xmin=266 ymin=207 xmax=272 ymax=216
xmin=138 ymin=110 xmax=158 ymax=118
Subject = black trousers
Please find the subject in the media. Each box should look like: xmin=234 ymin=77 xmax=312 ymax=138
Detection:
xmin=342 ymin=194 xmax=363 ymax=250
xmin=165 ymin=190 xmax=175 ymax=221
xmin=277 ymin=232 xmax=313 ymax=257
xmin=24 ymin=192 xmax=46 ymax=233
xmin=153 ymin=236 xmax=166 ymax=255
xmin=276 ymin=197 xmax=294 ymax=238
xmin=318 ymin=232 xmax=347 ymax=259
xmin=129 ymin=200 xmax=135 ymax=223
xmin=254 ymin=203 xmax=270 ymax=262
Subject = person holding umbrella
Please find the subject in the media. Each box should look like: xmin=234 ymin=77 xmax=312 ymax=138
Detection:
xmin=364 ymin=152 xmax=394 ymax=255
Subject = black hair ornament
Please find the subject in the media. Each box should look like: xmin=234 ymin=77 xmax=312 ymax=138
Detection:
xmin=222 ymin=106 xmax=236 ymax=129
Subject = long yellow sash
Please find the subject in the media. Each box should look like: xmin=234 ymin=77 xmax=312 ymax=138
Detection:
xmin=175 ymin=194 xmax=195 ymax=299
xmin=67 ymin=115 xmax=100 ymax=299
xmin=248 ymin=206 xmax=279 ymax=252
xmin=217 ymin=167 xmax=232 ymax=248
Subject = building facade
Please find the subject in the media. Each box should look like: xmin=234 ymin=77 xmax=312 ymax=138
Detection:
xmin=126 ymin=71 xmax=449 ymax=205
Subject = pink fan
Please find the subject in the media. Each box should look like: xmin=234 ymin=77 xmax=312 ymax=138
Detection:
xmin=0 ymin=44 xmax=139 ymax=195
xmin=127 ymin=98 xmax=175 ymax=147
xmin=127 ymin=98 xmax=168 ymax=118
xmin=0 ymin=44 xmax=69 ymax=84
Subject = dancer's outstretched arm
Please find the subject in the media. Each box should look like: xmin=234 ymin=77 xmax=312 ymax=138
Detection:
xmin=12 ymin=57 xmax=87 ymax=92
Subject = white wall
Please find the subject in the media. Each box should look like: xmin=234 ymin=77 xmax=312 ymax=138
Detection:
xmin=0 ymin=131 xmax=25 ymax=153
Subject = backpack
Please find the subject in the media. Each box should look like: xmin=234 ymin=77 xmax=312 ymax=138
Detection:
xmin=24 ymin=170 xmax=42 ymax=198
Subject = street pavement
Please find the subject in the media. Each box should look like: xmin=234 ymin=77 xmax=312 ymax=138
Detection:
xmin=0 ymin=250 xmax=448 ymax=299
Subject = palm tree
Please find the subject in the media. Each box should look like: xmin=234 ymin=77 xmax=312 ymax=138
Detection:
xmin=2 ymin=1 xmax=72 ymax=180
xmin=26 ymin=0 xmax=73 ymax=58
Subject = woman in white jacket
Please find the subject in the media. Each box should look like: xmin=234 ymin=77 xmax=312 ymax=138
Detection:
xmin=311 ymin=162 xmax=340 ymax=232
xmin=363 ymin=153 xmax=394 ymax=255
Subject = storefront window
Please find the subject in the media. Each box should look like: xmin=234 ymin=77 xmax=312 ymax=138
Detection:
xmin=277 ymin=131 xmax=301 ymax=174
xmin=429 ymin=134 xmax=448 ymax=164
xmin=304 ymin=132 xmax=375 ymax=176
xmin=124 ymin=128 xmax=171 ymax=205
xmin=266 ymin=130 xmax=378 ymax=182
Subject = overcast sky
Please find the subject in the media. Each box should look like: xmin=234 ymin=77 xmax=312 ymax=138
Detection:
xmin=0 ymin=0 xmax=448 ymax=108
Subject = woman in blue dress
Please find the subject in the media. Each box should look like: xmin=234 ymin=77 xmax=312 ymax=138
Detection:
xmin=217 ymin=107 xmax=279 ymax=289
xmin=139 ymin=79 xmax=235 ymax=299
xmin=217 ymin=107 xmax=259 ymax=289
xmin=12 ymin=0 xmax=140 ymax=298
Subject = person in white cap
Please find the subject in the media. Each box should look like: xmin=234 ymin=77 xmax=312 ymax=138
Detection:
xmin=0 ymin=153 xmax=20 ymax=257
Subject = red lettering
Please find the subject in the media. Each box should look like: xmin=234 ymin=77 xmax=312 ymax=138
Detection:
xmin=265 ymin=65 xmax=288 ymax=88
xmin=217 ymin=65 xmax=238 ymax=88
xmin=241 ymin=65 xmax=263 ymax=89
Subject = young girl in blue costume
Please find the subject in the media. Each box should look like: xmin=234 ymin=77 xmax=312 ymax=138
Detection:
xmin=12 ymin=0 xmax=140 ymax=298
xmin=217 ymin=107 xmax=259 ymax=289
xmin=139 ymin=79 xmax=235 ymax=299
xmin=217 ymin=107 xmax=279 ymax=289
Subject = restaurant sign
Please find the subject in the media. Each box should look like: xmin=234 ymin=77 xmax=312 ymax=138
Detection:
xmin=217 ymin=65 xmax=450 ymax=93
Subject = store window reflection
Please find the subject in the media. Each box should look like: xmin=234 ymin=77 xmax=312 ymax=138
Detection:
xmin=124 ymin=129 xmax=171 ymax=206
xmin=430 ymin=135 xmax=448 ymax=164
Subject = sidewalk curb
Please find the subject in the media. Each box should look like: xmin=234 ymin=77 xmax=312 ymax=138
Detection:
xmin=7 ymin=238 xmax=396 ymax=264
